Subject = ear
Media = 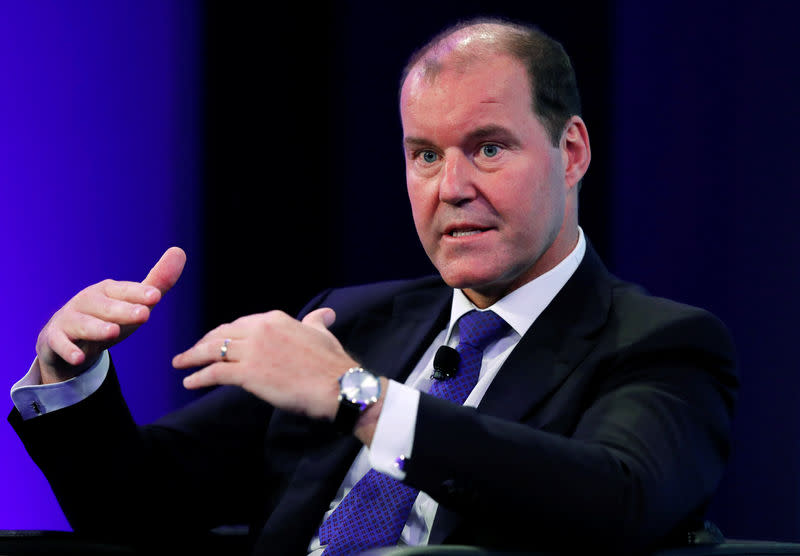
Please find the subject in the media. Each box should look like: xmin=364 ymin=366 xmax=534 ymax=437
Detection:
xmin=560 ymin=116 xmax=591 ymax=189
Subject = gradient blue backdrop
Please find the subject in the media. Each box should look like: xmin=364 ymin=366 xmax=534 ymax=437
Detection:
xmin=0 ymin=1 xmax=203 ymax=530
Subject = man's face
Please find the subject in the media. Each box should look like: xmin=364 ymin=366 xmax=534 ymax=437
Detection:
xmin=400 ymin=54 xmax=574 ymax=307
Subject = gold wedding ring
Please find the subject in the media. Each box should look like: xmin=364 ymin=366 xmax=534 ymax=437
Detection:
xmin=220 ymin=338 xmax=231 ymax=360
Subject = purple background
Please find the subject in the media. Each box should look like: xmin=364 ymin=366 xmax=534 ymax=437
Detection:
xmin=0 ymin=1 xmax=203 ymax=529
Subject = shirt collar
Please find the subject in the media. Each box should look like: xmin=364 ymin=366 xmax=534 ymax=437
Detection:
xmin=447 ymin=227 xmax=586 ymax=341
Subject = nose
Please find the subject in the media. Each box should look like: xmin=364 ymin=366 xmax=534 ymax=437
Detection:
xmin=438 ymin=150 xmax=476 ymax=205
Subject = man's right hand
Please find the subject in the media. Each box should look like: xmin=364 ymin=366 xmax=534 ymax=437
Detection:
xmin=35 ymin=247 xmax=186 ymax=384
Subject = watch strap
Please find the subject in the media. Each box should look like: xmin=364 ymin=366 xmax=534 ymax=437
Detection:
xmin=333 ymin=397 xmax=362 ymax=434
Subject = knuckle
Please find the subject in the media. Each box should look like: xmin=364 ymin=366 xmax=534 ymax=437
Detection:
xmin=41 ymin=334 xmax=60 ymax=357
xmin=206 ymin=366 xmax=222 ymax=383
xmin=73 ymin=287 xmax=90 ymax=304
xmin=48 ymin=310 xmax=68 ymax=331
xmin=75 ymin=318 xmax=89 ymax=338
xmin=114 ymin=282 xmax=129 ymax=298
xmin=203 ymin=324 xmax=226 ymax=341
xmin=100 ymin=297 xmax=116 ymax=318
xmin=258 ymin=314 xmax=275 ymax=332
xmin=262 ymin=310 xmax=287 ymax=327
xmin=207 ymin=341 xmax=220 ymax=358
xmin=75 ymin=285 xmax=101 ymax=308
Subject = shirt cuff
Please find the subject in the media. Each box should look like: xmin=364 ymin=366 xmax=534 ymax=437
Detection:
xmin=368 ymin=379 xmax=419 ymax=480
xmin=10 ymin=350 xmax=110 ymax=420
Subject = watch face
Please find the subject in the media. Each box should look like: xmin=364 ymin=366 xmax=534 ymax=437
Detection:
xmin=340 ymin=368 xmax=380 ymax=406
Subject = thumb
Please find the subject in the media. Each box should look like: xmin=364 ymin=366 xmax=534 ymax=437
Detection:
xmin=302 ymin=307 xmax=336 ymax=331
xmin=142 ymin=247 xmax=186 ymax=295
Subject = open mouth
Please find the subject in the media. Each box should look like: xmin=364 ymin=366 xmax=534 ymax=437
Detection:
xmin=449 ymin=229 xmax=484 ymax=238
xmin=446 ymin=225 xmax=492 ymax=238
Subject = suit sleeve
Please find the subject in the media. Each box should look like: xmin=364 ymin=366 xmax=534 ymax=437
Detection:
xmin=8 ymin=357 xmax=273 ymax=545
xmin=403 ymin=304 xmax=737 ymax=553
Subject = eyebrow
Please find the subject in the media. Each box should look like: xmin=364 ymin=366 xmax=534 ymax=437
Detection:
xmin=403 ymin=136 xmax=434 ymax=151
xmin=467 ymin=125 xmax=519 ymax=145
xmin=403 ymin=124 xmax=519 ymax=151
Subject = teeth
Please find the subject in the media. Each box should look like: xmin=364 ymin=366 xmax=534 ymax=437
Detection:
xmin=451 ymin=230 xmax=482 ymax=237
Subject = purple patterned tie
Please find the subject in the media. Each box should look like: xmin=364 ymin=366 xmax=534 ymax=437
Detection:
xmin=318 ymin=310 xmax=509 ymax=555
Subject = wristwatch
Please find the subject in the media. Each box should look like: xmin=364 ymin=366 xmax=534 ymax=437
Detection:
xmin=333 ymin=367 xmax=381 ymax=433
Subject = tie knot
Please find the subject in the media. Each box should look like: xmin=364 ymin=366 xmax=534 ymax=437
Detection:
xmin=457 ymin=310 xmax=509 ymax=352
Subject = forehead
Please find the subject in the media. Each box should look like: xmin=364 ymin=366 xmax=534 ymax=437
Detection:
xmin=400 ymin=54 xmax=533 ymax=134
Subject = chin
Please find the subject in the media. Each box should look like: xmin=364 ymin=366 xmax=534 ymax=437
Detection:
xmin=439 ymin=268 xmax=505 ymax=292
xmin=436 ymin=257 xmax=537 ymax=302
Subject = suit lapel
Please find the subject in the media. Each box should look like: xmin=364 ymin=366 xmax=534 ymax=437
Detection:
xmin=429 ymin=245 xmax=614 ymax=545
xmin=262 ymin=250 xmax=615 ymax=550
xmin=345 ymin=283 xmax=452 ymax=383
xmin=477 ymin=245 xmax=612 ymax=421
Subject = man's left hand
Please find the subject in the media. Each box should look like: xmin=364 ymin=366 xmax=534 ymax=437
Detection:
xmin=173 ymin=308 xmax=357 ymax=421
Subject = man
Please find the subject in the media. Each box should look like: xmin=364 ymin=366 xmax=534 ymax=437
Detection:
xmin=10 ymin=19 xmax=737 ymax=555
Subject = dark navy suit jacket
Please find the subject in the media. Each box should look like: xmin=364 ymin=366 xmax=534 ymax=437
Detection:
xmin=10 ymin=246 xmax=738 ymax=554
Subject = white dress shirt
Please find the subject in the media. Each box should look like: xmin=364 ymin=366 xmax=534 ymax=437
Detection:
xmin=10 ymin=229 xmax=586 ymax=553
xmin=308 ymin=229 xmax=586 ymax=552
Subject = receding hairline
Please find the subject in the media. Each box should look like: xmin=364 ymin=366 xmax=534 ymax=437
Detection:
xmin=400 ymin=18 xmax=582 ymax=148
xmin=401 ymin=20 xmax=537 ymax=90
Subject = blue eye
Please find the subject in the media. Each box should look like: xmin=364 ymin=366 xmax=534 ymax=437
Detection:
xmin=421 ymin=150 xmax=438 ymax=163
xmin=481 ymin=144 xmax=501 ymax=158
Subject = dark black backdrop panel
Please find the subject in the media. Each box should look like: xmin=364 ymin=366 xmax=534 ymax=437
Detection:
xmin=204 ymin=0 xmax=800 ymax=545
xmin=203 ymin=1 xmax=614 ymax=325
xmin=612 ymin=0 xmax=800 ymax=544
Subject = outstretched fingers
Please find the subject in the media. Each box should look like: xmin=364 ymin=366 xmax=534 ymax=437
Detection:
xmin=174 ymin=309 xmax=356 ymax=420
xmin=35 ymin=247 xmax=188 ymax=383
xmin=72 ymin=281 xmax=157 ymax=325
xmin=102 ymin=279 xmax=162 ymax=306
